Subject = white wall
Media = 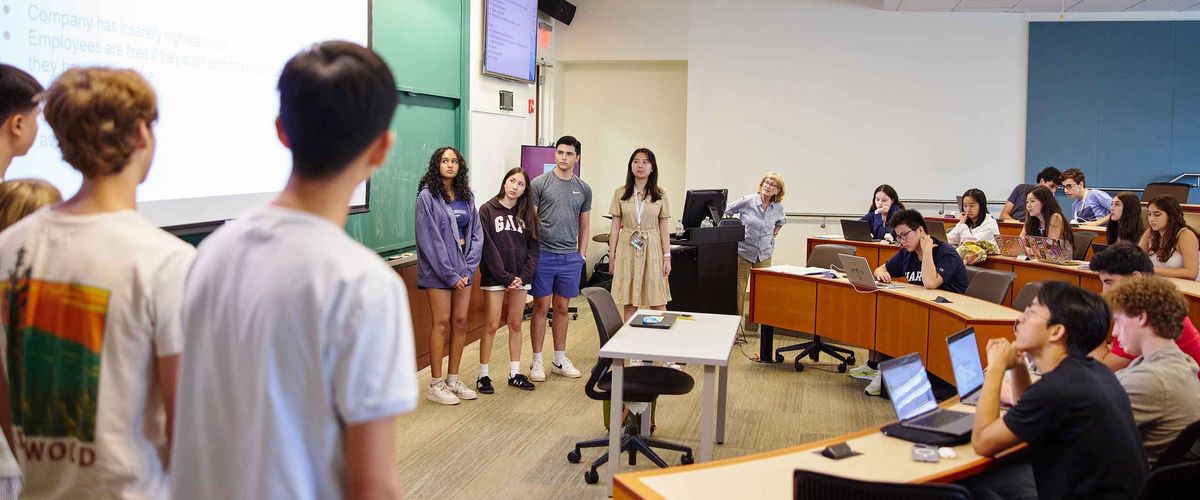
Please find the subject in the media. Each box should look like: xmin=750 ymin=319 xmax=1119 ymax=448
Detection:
xmin=554 ymin=0 xmax=689 ymax=61
xmin=558 ymin=62 xmax=689 ymax=263
xmin=468 ymin=0 xmax=539 ymax=199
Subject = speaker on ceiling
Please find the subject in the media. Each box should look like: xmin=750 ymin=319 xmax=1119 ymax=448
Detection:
xmin=538 ymin=0 xmax=576 ymax=25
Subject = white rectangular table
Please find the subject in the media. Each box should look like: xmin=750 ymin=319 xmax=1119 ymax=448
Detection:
xmin=596 ymin=310 xmax=740 ymax=485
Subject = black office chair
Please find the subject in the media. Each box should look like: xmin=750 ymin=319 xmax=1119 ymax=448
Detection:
xmin=775 ymin=244 xmax=858 ymax=373
xmin=1154 ymin=419 xmax=1200 ymax=469
xmin=965 ymin=266 xmax=983 ymax=287
xmin=964 ymin=269 xmax=1016 ymax=305
xmin=569 ymin=287 xmax=696 ymax=484
xmin=1143 ymin=182 xmax=1191 ymax=203
xmin=1134 ymin=460 xmax=1200 ymax=500
xmin=793 ymin=469 xmax=973 ymax=500
xmin=1072 ymin=231 xmax=1098 ymax=261
xmin=1012 ymin=282 xmax=1042 ymax=312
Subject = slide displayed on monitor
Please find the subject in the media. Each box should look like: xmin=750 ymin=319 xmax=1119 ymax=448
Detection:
xmin=484 ymin=0 xmax=537 ymax=83
xmin=5 ymin=0 xmax=369 ymax=228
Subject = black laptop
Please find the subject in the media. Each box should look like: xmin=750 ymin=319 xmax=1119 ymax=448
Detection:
xmin=840 ymin=219 xmax=879 ymax=242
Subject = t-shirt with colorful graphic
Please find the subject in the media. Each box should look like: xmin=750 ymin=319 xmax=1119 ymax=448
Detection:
xmin=0 ymin=208 xmax=195 ymax=499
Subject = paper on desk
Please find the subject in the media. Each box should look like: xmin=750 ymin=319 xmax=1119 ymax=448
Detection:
xmin=814 ymin=234 xmax=845 ymax=240
xmin=765 ymin=265 xmax=831 ymax=276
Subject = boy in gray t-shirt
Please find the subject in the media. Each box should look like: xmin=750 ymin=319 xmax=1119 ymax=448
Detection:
xmin=1108 ymin=276 xmax=1200 ymax=465
xmin=527 ymin=136 xmax=591 ymax=382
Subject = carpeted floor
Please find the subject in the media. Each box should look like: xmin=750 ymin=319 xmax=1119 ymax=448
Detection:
xmin=392 ymin=297 xmax=894 ymax=499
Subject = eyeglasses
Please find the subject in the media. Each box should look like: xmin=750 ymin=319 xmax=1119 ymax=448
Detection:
xmin=1061 ymin=183 xmax=1078 ymax=191
xmin=895 ymin=228 xmax=916 ymax=242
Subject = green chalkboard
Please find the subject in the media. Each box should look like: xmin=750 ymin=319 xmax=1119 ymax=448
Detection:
xmin=345 ymin=0 xmax=469 ymax=254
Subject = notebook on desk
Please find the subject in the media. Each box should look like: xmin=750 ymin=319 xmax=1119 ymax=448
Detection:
xmin=630 ymin=314 xmax=678 ymax=329
xmin=880 ymin=353 xmax=974 ymax=438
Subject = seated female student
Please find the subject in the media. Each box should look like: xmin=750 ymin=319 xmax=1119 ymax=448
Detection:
xmin=1106 ymin=191 xmax=1144 ymax=246
xmin=1139 ymin=195 xmax=1200 ymax=281
xmin=859 ymin=184 xmax=904 ymax=240
xmin=1019 ymin=185 xmax=1072 ymax=241
xmin=947 ymin=188 xmax=999 ymax=251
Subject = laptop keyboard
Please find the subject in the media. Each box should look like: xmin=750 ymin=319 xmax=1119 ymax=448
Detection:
xmin=909 ymin=410 xmax=969 ymax=428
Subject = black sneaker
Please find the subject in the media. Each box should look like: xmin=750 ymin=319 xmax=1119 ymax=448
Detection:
xmin=476 ymin=376 xmax=494 ymax=395
xmin=508 ymin=374 xmax=535 ymax=391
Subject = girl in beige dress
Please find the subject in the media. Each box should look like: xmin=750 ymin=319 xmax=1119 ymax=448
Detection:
xmin=607 ymin=148 xmax=672 ymax=321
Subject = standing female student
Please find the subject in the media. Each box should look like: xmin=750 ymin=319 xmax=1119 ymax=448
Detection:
xmin=947 ymin=188 xmax=999 ymax=250
xmin=1139 ymin=195 xmax=1200 ymax=281
xmin=1020 ymin=185 xmax=1072 ymax=241
xmin=416 ymin=146 xmax=483 ymax=405
xmin=477 ymin=168 xmax=539 ymax=393
xmin=607 ymin=148 xmax=672 ymax=321
xmin=1106 ymin=192 xmax=1144 ymax=246
xmin=860 ymin=184 xmax=904 ymax=240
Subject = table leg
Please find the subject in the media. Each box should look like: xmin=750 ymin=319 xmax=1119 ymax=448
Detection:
xmin=640 ymin=404 xmax=652 ymax=437
xmin=609 ymin=362 xmax=623 ymax=484
xmin=700 ymin=365 xmax=716 ymax=461
xmin=759 ymin=325 xmax=775 ymax=363
xmin=717 ymin=364 xmax=728 ymax=445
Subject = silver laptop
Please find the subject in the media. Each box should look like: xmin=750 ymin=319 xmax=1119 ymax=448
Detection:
xmin=946 ymin=328 xmax=985 ymax=405
xmin=880 ymin=353 xmax=974 ymax=437
xmin=840 ymin=219 xmax=879 ymax=242
xmin=927 ymin=221 xmax=949 ymax=243
xmin=837 ymin=254 xmax=898 ymax=290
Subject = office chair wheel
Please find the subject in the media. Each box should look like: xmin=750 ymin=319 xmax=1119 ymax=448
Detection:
xmin=809 ymin=351 xmax=819 ymax=361
xmin=793 ymin=360 xmax=804 ymax=372
xmin=681 ymin=454 xmax=694 ymax=465
xmin=584 ymin=469 xmax=600 ymax=484
xmin=837 ymin=363 xmax=847 ymax=373
xmin=567 ymin=450 xmax=582 ymax=464
xmin=774 ymin=353 xmax=784 ymax=363
xmin=572 ymin=313 xmax=578 ymax=320
xmin=847 ymin=355 xmax=857 ymax=365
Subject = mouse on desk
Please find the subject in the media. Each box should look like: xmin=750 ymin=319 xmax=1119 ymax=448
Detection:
xmin=934 ymin=296 xmax=952 ymax=304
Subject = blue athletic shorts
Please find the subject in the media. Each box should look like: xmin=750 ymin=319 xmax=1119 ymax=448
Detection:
xmin=532 ymin=250 xmax=584 ymax=299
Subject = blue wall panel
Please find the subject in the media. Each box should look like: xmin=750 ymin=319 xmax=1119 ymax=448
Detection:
xmin=1027 ymin=21 xmax=1200 ymax=203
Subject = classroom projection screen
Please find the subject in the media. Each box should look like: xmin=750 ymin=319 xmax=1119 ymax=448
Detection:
xmin=5 ymin=0 xmax=370 ymax=229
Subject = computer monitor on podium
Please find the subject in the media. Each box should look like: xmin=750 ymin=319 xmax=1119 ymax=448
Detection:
xmin=681 ymin=189 xmax=728 ymax=230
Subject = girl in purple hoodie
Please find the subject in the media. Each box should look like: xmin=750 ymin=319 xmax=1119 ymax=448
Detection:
xmin=477 ymin=168 xmax=540 ymax=393
xmin=416 ymin=146 xmax=483 ymax=405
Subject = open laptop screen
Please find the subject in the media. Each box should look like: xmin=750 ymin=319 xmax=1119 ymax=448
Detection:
xmin=948 ymin=329 xmax=984 ymax=398
xmin=881 ymin=354 xmax=938 ymax=421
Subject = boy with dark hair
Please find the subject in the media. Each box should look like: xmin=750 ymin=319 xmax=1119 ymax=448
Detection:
xmin=171 ymin=41 xmax=416 ymax=499
xmin=1061 ymin=167 xmax=1112 ymax=224
xmin=972 ymin=281 xmax=1146 ymax=500
xmin=999 ymin=166 xmax=1061 ymax=221
xmin=1088 ymin=241 xmax=1200 ymax=373
xmin=873 ymin=209 xmax=968 ymax=293
xmin=1106 ymin=276 xmax=1200 ymax=465
xmin=0 ymin=66 xmax=194 ymax=499
xmin=0 ymin=64 xmax=44 ymax=180
xmin=527 ymin=134 xmax=591 ymax=381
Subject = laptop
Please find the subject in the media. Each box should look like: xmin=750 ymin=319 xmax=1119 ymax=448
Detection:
xmin=1024 ymin=235 xmax=1074 ymax=264
xmin=837 ymin=254 xmax=898 ymax=290
xmin=946 ymin=328 xmax=985 ymax=405
xmin=879 ymin=353 xmax=974 ymax=437
xmin=840 ymin=219 xmax=879 ymax=243
xmin=629 ymin=313 xmax=677 ymax=329
xmin=926 ymin=221 xmax=949 ymax=243
xmin=995 ymin=234 xmax=1025 ymax=257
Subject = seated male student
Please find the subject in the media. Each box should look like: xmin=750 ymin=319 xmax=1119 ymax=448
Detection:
xmin=999 ymin=166 xmax=1061 ymax=221
xmin=972 ymin=282 xmax=1146 ymax=500
xmin=1105 ymin=276 xmax=1200 ymax=466
xmin=872 ymin=209 xmax=969 ymax=293
xmin=1088 ymin=241 xmax=1200 ymax=374
xmin=1061 ymin=167 xmax=1112 ymax=224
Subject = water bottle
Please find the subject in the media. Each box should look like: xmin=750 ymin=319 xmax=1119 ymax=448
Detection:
xmin=700 ymin=216 xmax=714 ymax=228
xmin=675 ymin=219 xmax=684 ymax=236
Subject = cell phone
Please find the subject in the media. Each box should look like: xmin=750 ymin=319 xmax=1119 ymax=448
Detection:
xmin=911 ymin=443 xmax=939 ymax=463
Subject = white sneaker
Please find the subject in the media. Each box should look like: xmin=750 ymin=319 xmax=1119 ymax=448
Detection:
xmin=530 ymin=359 xmax=546 ymax=382
xmin=665 ymin=361 xmax=683 ymax=371
xmin=446 ymin=379 xmax=478 ymax=400
xmin=864 ymin=374 xmax=883 ymax=397
xmin=427 ymin=381 xmax=461 ymax=405
xmin=551 ymin=357 xmax=582 ymax=378
xmin=848 ymin=364 xmax=878 ymax=381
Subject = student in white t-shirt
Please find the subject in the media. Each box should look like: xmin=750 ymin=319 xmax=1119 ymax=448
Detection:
xmin=170 ymin=41 xmax=418 ymax=500
xmin=0 ymin=67 xmax=195 ymax=499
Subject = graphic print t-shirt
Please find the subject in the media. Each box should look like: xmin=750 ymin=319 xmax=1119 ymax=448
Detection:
xmin=0 ymin=208 xmax=195 ymax=499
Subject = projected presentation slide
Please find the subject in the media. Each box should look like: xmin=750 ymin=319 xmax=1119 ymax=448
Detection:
xmin=4 ymin=1 xmax=368 ymax=227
